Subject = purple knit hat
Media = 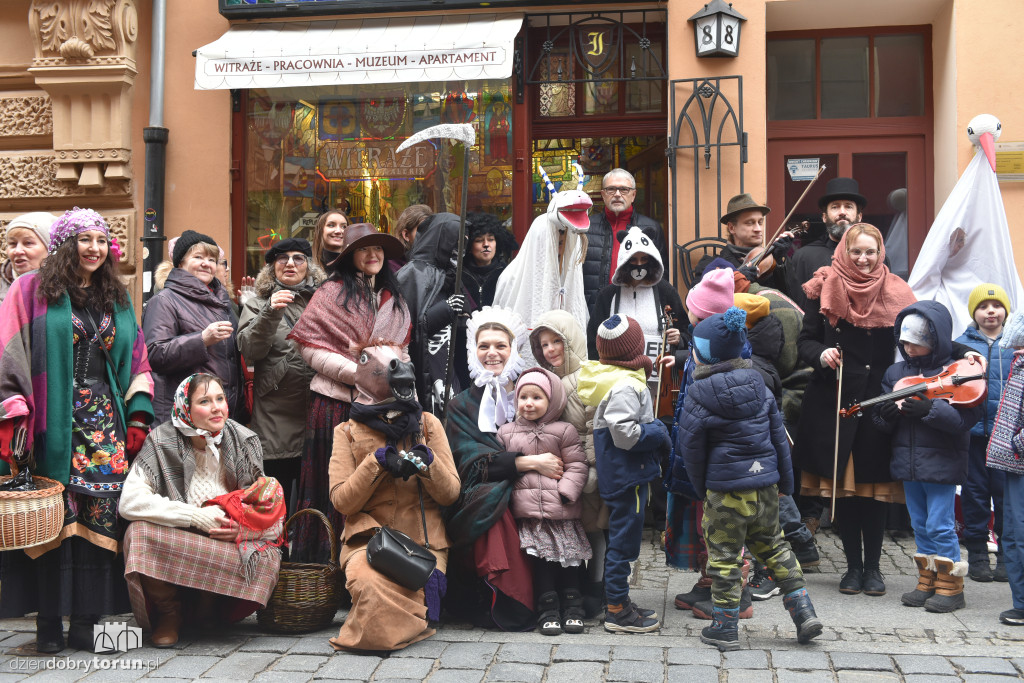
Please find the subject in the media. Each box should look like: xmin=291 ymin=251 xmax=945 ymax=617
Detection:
xmin=49 ymin=207 xmax=109 ymax=253
xmin=686 ymin=268 xmax=736 ymax=321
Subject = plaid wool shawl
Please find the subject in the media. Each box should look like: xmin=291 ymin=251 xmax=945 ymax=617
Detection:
xmin=132 ymin=420 xmax=264 ymax=503
xmin=0 ymin=273 xmax=154 ymax=482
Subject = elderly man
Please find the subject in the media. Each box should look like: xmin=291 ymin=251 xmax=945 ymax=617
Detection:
xmin=694 ymin=193 xmax=793 ymax=290
xmin=786 ymin=177 xmax=866 ymax=311
xmin=582 ymin=168 xmax=666 ymax=309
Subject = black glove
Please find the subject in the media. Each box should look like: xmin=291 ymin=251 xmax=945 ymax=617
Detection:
xmin=771 ymin=235 xmax=794 ymax=260
xmin=737 ymin=265 xmax=758 ymax=282
xmin=446 ymin=294 xmax=466 ymax=315
xmin=899 ymin=393 xmax=933 ymax=420
xmin=408 ymin=444 xmax=435 ymax=468
xmin=374 ymin=446 xmax=404 ymax=476
xmin=876 ymin=399 xmax=901 ymax=422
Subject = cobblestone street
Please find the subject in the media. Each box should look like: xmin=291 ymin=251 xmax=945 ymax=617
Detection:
xmin=0 ymin=528 xmax=1021 ymax=681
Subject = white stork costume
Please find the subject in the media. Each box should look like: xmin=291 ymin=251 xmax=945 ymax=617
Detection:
xmin=909 ymin=114 xmax=1024 ymax=333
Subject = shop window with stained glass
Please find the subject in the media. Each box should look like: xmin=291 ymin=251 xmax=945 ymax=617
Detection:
xmin=528 ymin=12 xmax=667 ymax=120
xmin=243 ymin=81 xmax=513 ymax=275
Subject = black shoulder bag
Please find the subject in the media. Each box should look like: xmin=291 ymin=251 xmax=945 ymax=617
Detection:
xmin=365 ymin=479 xmax=437 ymax=591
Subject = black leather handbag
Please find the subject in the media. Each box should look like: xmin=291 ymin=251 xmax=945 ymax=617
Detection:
xmin=366 ymin=480 xmax=436 ymax=591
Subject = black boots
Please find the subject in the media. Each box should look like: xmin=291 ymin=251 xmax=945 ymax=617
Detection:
xmin=68 ymin=614 xmax=99 ymax=651
xmin=536 ymin=591 xmax=562 ymax=636
xmin=35 ymin=615 xmax=64 ymax=654
xmin=561 ymin=590 xmax=585 ymax=634
xmin=783 ymin=588 xmax=823 ymax=644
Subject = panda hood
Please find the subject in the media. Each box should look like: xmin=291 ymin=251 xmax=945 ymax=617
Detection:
xmin=611 ymin=226 xmax=664 ymax=287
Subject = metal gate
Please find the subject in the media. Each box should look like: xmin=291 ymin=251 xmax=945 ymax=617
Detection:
xmin=667 ymin=76 xmax=747 ymax=287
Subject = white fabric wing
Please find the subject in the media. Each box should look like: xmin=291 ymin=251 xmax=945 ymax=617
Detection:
xmin=908 ymin=148 xmax=1024 ymax=334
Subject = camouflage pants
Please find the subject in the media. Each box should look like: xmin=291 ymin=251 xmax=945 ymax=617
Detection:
xmin=702 ymin=485 xmax=805 ymax=607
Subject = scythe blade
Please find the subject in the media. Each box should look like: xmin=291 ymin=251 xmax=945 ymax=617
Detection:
xmin=396 ymin=123 xmax=476 ymax=152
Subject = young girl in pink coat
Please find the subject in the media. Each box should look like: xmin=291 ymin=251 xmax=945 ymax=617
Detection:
xmin=498 ymin=367 xmax=591 ymax=635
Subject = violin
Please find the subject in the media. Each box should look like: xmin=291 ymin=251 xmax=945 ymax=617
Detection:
xmin=654 ymin=305 xmax=679 ymax=419
xmin=740 ymin=164 xmax=828 ymax=280
xmin=839 ymin=358 xmax=987 ymax=419
xmin=740 ymin=221 xmax=810 ymax=279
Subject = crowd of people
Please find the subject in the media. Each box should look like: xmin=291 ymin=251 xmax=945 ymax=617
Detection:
xmin=0 ymin=168 xmax=1021 ymax=656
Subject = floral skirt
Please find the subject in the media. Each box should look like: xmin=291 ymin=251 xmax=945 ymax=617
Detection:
xmin=290 ymin=392 xmax=349 ymax=564
xmin=68 ymin=380 xmax=129 ymax=498
xmin=518 ymin=518 xmax=592 ymax=568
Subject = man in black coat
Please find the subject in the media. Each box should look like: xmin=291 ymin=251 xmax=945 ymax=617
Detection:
xmin=582 ymin=168 xmax=666 ymax=311
xmin=786 ymin=177 xmax=866 ymax=311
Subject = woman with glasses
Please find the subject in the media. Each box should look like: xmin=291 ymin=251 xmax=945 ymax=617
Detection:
xmin=237 ymin=238 xmax=326 ymax=509
xmin=792 ymin=224 xmax=917 ymax=598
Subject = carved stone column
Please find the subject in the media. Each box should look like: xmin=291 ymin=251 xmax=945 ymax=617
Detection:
xmin=28 ymin=0 xmax=138 ymax=189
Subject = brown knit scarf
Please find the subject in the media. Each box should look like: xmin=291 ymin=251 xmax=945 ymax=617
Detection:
xmin=802 ymin=230 xmax=916 ymax=329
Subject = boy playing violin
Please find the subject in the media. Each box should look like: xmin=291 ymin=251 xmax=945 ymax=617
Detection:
xmin=873 ymin=301 xmax=983 ymax=613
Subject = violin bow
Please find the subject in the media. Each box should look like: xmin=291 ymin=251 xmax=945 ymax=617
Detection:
xmin=831 ymin=344 xmax=843 ymax=522
xmin=749 ymin=165 xmax=828 ymax=271
xmin=653 ymin=305 xmax=672 ymax=417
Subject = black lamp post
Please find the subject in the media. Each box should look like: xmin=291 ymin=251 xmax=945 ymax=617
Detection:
xmin=689 ymin=0 xmax=747 ymax=58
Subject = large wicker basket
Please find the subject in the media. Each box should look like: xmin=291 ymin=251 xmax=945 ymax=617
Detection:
xmin=257 ymin=508 xmax=344 ymax=633
xmin=0 ymin=474 xmax=65 ymax=551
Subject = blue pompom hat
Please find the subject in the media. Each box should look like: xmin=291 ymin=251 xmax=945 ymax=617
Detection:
xmin=692 ymin=306 xmax=748 ymax=364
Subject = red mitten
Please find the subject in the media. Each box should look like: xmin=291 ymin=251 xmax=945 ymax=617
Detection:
xmin=0 ymin=419 xmax=15 ymax=465
xmin=125 ymin=413 xmax=150 ymax=459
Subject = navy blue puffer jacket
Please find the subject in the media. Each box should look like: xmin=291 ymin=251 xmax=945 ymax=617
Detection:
xmin=674 ymin=359 xmax=793 ymax=498
xmin=955 ymin=324 xmax=1014 ymax=437
xmin=873 ymin=300 xmax=983 ymax=485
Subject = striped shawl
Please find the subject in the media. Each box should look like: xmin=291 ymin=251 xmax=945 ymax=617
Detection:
xmin=987 ymin=350 xmax=1024 ymax=475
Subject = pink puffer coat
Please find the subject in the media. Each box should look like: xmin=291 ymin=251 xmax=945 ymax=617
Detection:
xmin=498 ymin=367 xmax=589 ymax=521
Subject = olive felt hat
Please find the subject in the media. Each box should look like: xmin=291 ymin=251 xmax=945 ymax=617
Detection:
xmin=720 ymin=193 xmax=771 ymax=224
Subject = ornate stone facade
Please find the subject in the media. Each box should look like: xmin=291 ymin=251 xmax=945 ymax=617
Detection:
xmin=0 ymin=93 xmax=53 ymax=141
xmin=28 ymin=0 xmax=138 ymax=189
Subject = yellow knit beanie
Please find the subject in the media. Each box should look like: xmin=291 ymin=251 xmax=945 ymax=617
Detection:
xmin=733 ymin=293 xmax=771 ymax=329
xmin=968 ymin=283 xmax=1011 ymax=320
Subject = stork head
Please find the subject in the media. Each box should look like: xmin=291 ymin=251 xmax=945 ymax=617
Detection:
xmin=967 ymin=114 xmax=1002 ymax=172
xmin=547 ymin=188 xmax=593 ymax=235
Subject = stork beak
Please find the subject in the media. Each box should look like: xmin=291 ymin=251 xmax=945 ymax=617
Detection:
xmin=978 ymin=131 xmax=997 ymax=172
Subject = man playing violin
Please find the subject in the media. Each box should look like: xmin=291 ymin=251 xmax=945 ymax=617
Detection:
xmin=786 ymin=177 xmax=865 ymax=312
xmin=694 ymin=193 xmax=795 ymax=291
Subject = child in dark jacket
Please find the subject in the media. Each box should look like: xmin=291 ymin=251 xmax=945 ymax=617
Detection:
xmin=675 ymin=307 xmax=822 ymax=651
xmin=874 ymin=301 xmax=984 ymax=613
xmin=579 ymin=315 xmax=670 ymax=633
xmin=955 ymin=283 xmax=1013 ymax=582
xmin=498 ymin=367 xmax=591 ymax=636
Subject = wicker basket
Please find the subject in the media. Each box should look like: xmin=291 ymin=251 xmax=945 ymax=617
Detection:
xmin=257 ymin=508 xmax=344 ymax=633
xmin=0 ymin=475 xmax=65 ymax=551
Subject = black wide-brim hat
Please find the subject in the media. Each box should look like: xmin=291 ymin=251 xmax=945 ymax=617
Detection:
xmin=818 ymin=177 xmax=867 ymax=210
xmin=338 ymin=223 xmax=405 ymax=261
xmin=720 ymin=193 xmax=771 ymax=225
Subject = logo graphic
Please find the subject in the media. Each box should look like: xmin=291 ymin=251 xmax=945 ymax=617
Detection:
xmin=93 ymin=622 xmax=142 ymax=654
xmin=748 ymin=461 xmax=764 ymax=474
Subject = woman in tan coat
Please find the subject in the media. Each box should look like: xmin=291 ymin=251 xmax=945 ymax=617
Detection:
xmin=328 ymin=343 xmax=460 ymax=652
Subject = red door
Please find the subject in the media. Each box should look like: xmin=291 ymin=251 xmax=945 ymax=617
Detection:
xmin=768 ymin=135 xmax=930 ymax=277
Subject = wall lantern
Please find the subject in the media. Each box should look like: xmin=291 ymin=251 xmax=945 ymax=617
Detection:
xmin=689 ymin=0 xmax=747 ymax=58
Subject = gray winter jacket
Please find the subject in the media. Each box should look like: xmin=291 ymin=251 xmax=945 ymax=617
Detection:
xmin=142 ymin=268 xmax=242 ymax=424
xmin=237 ymin=264 xmax=325 ymax=460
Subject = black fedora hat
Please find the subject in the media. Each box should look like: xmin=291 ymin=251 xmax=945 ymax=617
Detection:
xmin=720 ymin=193 xmax=771 ymax=225
xmin=818 ymin=177 xmax=867 ymax=210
